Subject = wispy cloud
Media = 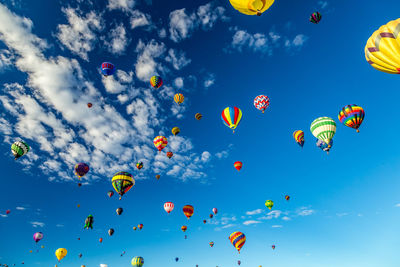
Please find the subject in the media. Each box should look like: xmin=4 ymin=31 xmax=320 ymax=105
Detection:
xmin=282 ymin=216 xmax=291 ymax=221
xmin=16 ymin=206 xmax=26 ymax=210
xmin=271 ymin=225 xmax=283 ymax=228
xmin=246 ymin=209 xmax=263 ymax=216
xmin=56 ymin=224 xmax=64 ymax=227
xmin=243 ymin=220 xmax=261 ymax=225
xmin=336 ymin=213 xmax=349 ymax=217
xmin=318 ymin=1 xmax=328 ymax=9
xmin=297 ymin=207 xmax=315 ymax=216
xmin=30 ymin=221 xmax=45 ymax=228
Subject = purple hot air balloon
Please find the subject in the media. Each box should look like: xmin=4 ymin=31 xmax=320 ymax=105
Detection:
xmin=33 ymin=232 xmax=43 ymax=243
xmin=74 ymin=163 xmax=89 ymax=179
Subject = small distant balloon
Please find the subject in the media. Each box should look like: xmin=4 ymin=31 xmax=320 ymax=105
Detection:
xmin=212 ymin=208 xmax=218 ymax=214
xmin=101 ymin=62 xmax=115 ymax=76
xmin=87 ymin=103 xmax=92 ymax=108
xmin=310 ymin=12 xmax=322 ymax=24
xmin=195 ymin=113 xmax=203 ymax=120
xmin=116 ymin=207 xmax=123 ymax=215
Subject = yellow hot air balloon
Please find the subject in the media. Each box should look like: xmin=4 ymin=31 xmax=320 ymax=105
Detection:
xmin=365 ymin=18 xmax=400 ymax=74
xmin=174 ymin=93 xmax=184 ymax=105
xmin=172 ymin=127 xmax=180 ymax=136
xmin=229 ymin=0 xmax=274 ymax=16
xmin=55 ymin=248 xmax=67 ymax=262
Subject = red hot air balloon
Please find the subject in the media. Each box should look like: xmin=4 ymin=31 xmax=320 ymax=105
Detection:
xmin=234 ymin=161 xmax=243 ymax=171
xmin=183 ymin=205 xmax=194 ymax=219
xmin=5 ymin=209 xmax=10 ymax=215
xmin=99 ymin=238 xmax=103 ymax=243
xmin=138 ymin=224 xmax=143 ymax=230
xmin=181 ymin=225 xmax=187 ymax=232
xmin=87 ymin=103 xmax=92 ymax=108
xmin=166 ymin=151 xmax=173 ymax=159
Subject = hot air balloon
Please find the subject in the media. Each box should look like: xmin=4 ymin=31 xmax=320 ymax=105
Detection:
xmin=107 ymin=191 xmax=114 ymax=198
xmin=229 ymin=0 xmax=274 ymax=16
xmin=338 ymin=104 xmax=365 ymax=132
xmin=41 ymin=245 xmax=45 ymax=248
xmin=79 ymin=253 xmax=82 ymax=258
xmin=131 ymin=256 xmax=144 ymax=267
xmin=181 ymin=225 xmax=187 ymax=232
xmin=316 ymin=138 xmax=333 ymax=154
xmin=101 ymin=62 xmax=115 ymax=76
xmin=310 ymin=117 xmax=336 ymax=148
xmin=183 ymin=205 xmax=194 ymax=219
xmin=108 ymin=228 xmax=114 ymax=236
xmin=174 ymin=93 xmax=184 ymax=105
xmin=293 ymin=130 xmax=305 ymax=147
xmin=11 ymin=141 xmax=29 ymax=160
xmin=238 ymin=260 xmax=241 ymax=265
xmin=166 ymin=151 xmax=173 ymax=159
xmin=74 ymin=163 xmax=89 ymax=179
xmin=112 ymin=171 xmax=135 ymax=200
xmin=155 ymin=174 xmax=161 ymax=180
xmin=87 ymin=103 xmax=92 ymax=108
xmin=150 ymin=76 xmax=163 ymax=89
xmin=229 ymin=231 xmax=246 ymax=253
xmin=265 ymin=200 xmax=274 ymax=210
xmin=213 ymin=208 xmax=218 ymax=214
xmin=138 ymin=224 xmax=143 ymax=230
xmin=5 ymin=209 xmax=10 ymax=214
xmin=133 ymin=226 xmax=137 ymax=231
xmin=221 ymin=107 xmax=242 ymax=133
xmin=84 ymin=215 xmax=94 ymax=229
xmin=365 ymin=18 xmax=400 ymax=74
xmin=210 ymin=241 xmax=214 ymax=247
xmin=285 ymin=195 xmax=290 ymax=201
xmin=116 ymin=207 xmax=123 ymax=215
xmin=33 ymin=232 xmax=43 ymax=243
xmin=209 ymin=214 xmax=214 ymax=219
xmin=234 ymin=161 xmax=243 ymax=171
xmin=195 ymin=113 xmax=203 ymax=120
xmin=153 ymin=136 xmax=168 ymax=152
xmin=175 ymin=257 xmax=179 ymax=262
xmin=203 ymin=220 xmax=207 ymax=224
xmin=254 ymin=95 xmax=270 ymax=113
xmin=310 ymin=12 xmax=321 ymax=24
xmin=55 ymin=248 xmax=67 ymax=262
xmin=272 ymin=245 xmax=276 ymax=250
xmin=164 ymin=202 xmax=174 ymax=214
xmin=99 ymin=238 xmax=103 ymax=243
xmin=172 ymin=127 xmax=180 ymax=136
xmin=136 ymin=162 xmax=143 ymax=170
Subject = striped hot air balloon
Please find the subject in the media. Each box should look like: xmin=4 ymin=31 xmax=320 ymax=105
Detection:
xmin=174 ymin=93 xmax=184 ymax=105
xmin=293 ymin=130 xmax=305 ymax=147
xmin=131 ymin=256 xmax=144 ymax=267
xmin=234 ymin=161 xmax=243 ymax=171
xmin=221 ymin=107 xmax=242 ymax=133
xmin=164 ymin=202 xmax=174 ymax=214
xmin=153 ymin=136 xmax=168 ymax=152
xmin=310 ymin=12 xmax=322 ymax=24
xmin=11 ymin=141 xmax=30 ymax=160
xmin=112 ymin=172 xmax=135 ymax=200
xmin=136 ymin=162 xmax=143 ymax=170
xmin=310 ymin=117 xmax=336 ymax=148
xmin=150 ymin=76 xmax=163 ymax=88
xmin=209 ymin=241 xmax=214 ymax=247
xmin=181 ymin=225 xmax=187 ymax=232
xmin=229 ymin=231 xmax=246 ymax=253
xmin=338 ymin=104 xmax=365 ymax=132
xmin=183 ymin=205 xmax=194 ymax=219
xmin=254 ymin=95 xmax=270 ymax=113
xmin=365 ymin=18 xmax=400 ymax=74
xmin=285 ymin=195 xmax=290 ymax=201
xmin=195 ymin=113 xmax=203 ymax=120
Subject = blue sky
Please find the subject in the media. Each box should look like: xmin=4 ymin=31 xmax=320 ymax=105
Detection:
xmin=1 ymin=0 xmax=400 ymax=266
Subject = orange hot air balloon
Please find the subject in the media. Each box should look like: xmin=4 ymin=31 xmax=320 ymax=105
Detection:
xmin=183 ymin=205 xmax=194 ymax=219
xmin=99 ymin=238 xmax=103 ymax=243
xmin=153 ymin=136 xmax=168 ymax=152
xmin=181 ymin=225 xmax=187 ymax=232
xmin=234 ymin=161 xmax=243 ymax=171
xmin=166 ymin=151 xmax=173 ymax=159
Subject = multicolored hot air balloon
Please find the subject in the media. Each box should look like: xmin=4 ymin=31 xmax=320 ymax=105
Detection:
xmin=310 ymin=12 xmax=321 ymax=24
xmin=229 ymin=0 xmax=274 ymax=16
xmin=285 ymin=195 xmax=290 ymax=201
xmin=254 ymin=95 xmax=270 ymax=113
xmin=183 ymin=205 xmax=194 ymax=219
xmin=203 ymin=219 xmax=207 ymax=224
xmin=310 ymin=117 xmax=336 ymax=148
xmin=221 ymin=107 xmax=242 ymax=133
xmin=293 ymin=130 xmax=305 ymax=147
xmin=101 ymin=62 xmax=115 ymax=76
xmin=136 ymin=162 xmax=143 ymax=170
xmin=195 ymin=113 xmax=203 ymax=120
xmin=316 ymin=138 xmax=333 ymax=154
xmin=84 ymin=215 xmax=94 ymax=229
xmin=229 ymin=231 xmax=246 ymax=253
xmin=33 ymin=232 xmax=43 ymax=243
xmin=209 ymin=241 xmax=214 ymax=247
xmin=209 ymin=214 xmax=214 ymax=219
xmin=138 ymin=224 xmax=143 ymax=230
xmin=181 ymin=225 xmax=187 ymax=232
xmin=153 ymin=136 xmax=168 ymax=152
xmin=112 ymin=172 xmax=135 ymax=200
xmin=234 ymin=161 xmax=243 ymax=171
xmin=150 ymin=76 xmax=163 ymax=88
xmin=365 ymin=18 xmax=400 ymax=74
xmin=11 ymin=141 xmax=29 ymax=160
xmin=172 ymin=127 xmax=180 ymax=136
xmin=174 ymin=93 xmax=184 ymax=105
xmin=338 ymin=104 xmax=365 ymax=132
xmin=131 ymin=256 xmax=144 ymax=267
xmin=166 ymin=151 xmax=173 ymax=159
xmin=164 ymin=202 xmax=174 ymax=214
xmin=265 ymin=200 xmax=274 ymax=210
xmin=107 ymin=190 xmax=114 ymax=198
xmin=212 ymin=208 xmax=218 ymax=215
xmin=55 ymin=248 xmax=67 ymax=262
xmin=74 ymin=163 xmax=89 ymax=179
xmin=272 ymin=245 xmax=276 ymax=250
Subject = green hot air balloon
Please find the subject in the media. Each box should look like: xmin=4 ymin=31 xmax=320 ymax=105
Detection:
xmin=310 ymin=117 xmax=336 ymax=148
xmin=11 ymin=141 xmax=30 ymax=160
xmin=131 ymin=256 xmax=144 ymax=267
xmin=265 ymin=200 xmax=274 ymax=210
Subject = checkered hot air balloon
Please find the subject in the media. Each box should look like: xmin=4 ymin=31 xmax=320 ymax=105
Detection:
xmin=254 ymin=95 xmax=270 ymax=113
xmin=293 ymin=130 xmax=305 ymax=148
xmin=221 ymin=107 xmax=242 ymax=133
xmin=112 ymin=172 xmax=135 ymax=200
xmin=11 ymin=141 xmax=30 ymax=160
xmin=365 ymin=18 xmax=400 ymax=74
xmin=131 ymin=256 xmax=144 ymax=267
xmin=310 ymin=117 xmax=336 ymax=148
xmin=150 ymin=76 xmax=163 ymax=88
xmin=153 ymin=136 xmax=168 ymax=152
xmin=183 ymin=205 xmax=194 ymax=219
xmin=229 ymin=231 xmax=246 ymax=253
xmin=338 ymin=104 xmax=365 ymax=133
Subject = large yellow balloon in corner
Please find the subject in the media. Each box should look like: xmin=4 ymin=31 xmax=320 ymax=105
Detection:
xmin=55 ymin=248 xmax=67 ymax=262
xmin=365 ymin=18 xmax=400 ymax=74
xmin=229 ymin=0 xmax=274 ymax=16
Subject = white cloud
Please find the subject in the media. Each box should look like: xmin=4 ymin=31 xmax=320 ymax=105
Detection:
xmin=0 ymin=214 xmax=8 ymax=218
xmin=105 ymin=24 xmax=130 ymax=55
xmin=134 ymin=39 xmax=166 ymax=81
xmin=102 ymin=70 xmax=135 ymax=94
xmin=204 ymin=73 xmax=215 ymax=88
xmin=260 ymin=210 xmax=282 ymax=220
xmin=0 ymin=49 xmax=14 ymax=71
xmin=174 ymin=77 xmax=184 ymax=89
xmin=56 ymin=224 xmax=64 ymax=227
xmin=56 ymin=7 xmax=104 ymax=61
xmin=271 ymin=225 xmax=283 ymax=228
xmin=246 ymin=209 xmax=263 ymax=216
xmin=30 ymin=221 xmax=45 ymax=228
xmin=394 ymin=203 xmax=400 ymax=207
xmin=282 ymin=216 xmax=291 ymax=221
xmin=318 ymin=1 xmax=328 ymax=9
xmin=158 ymin=28 xmax=167 ymax=38
xmin=16 ymin=206 xmax=26 ymax=210
xmin=130 ymin=10 xmax=151 ymax=30
xmin=243 ymin=220 xmax=261 ymax=225
xmin=107 ymin=0 xmax=135 ymax=12
xmin=165 ymin=49 xmax=191 ymax=70
xmin=285 ymin=34 xmax=308 ymax=49
xmin=297 ymin=207 xmax=315 ymax=216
